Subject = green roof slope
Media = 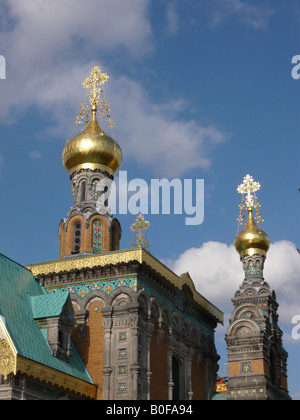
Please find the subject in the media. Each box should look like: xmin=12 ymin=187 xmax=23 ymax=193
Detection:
xmin=31 ymin=292 xmax=70 ymax=319
xmin=0 ymin=253 xmax=93 ymax=385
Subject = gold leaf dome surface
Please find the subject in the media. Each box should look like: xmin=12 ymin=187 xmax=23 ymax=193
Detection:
xmin=62 ymin=111 xmax=122 ymax=176
xmin=235 ymin=209 xmax=270 ymax=258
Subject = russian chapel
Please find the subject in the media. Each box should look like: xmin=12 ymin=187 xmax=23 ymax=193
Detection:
xmin=0 ymin=67 xmax=290 ymax=400
xmin=0 ymin=67 xmax=223 ymax=400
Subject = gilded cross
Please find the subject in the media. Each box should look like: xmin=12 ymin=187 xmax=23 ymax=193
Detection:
xmin=130 ymin=214 xmax=150 ymax=251
xmin=75 ymin=66 xmax=115 ymax=129
xmin=82 ymin=66 xmax=109 ymax=104
xmin=237 ymin=174 xmax=264 ymax=226
xmin=237 ymin=174 xmax=261 ymax=209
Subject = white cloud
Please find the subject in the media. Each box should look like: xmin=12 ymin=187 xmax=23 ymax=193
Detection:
xmin=166 ymin=3 xmax=179 ymax=36
xmin=171 ymin=242 xmax=242 ymax=310
xmin=110 ymin=76 xmax=226 ymax=177
xmin=211 ymin=0 xmax=274 ymax=29
xmin=0 ymin=0 xmax=231 ymax=184
xmin=29 ymin=150 xmax=41 ymax=160
xmin=3 ymin=0 xmax=152 ymax=59
xmin=0 ymin=0 xmax=152 ymax=120
xmin=0 ymin=0 xmax=226 ymax=177
xmin=170 ymin=240 xmax=300 ymax=329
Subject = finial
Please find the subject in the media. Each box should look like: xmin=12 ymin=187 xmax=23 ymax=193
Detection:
xmin=75 ymin=66 xmax=115 ymax=130
xmin=237 ymin=174 xmax=264 ymax=227
xmin=130 ymin=214 xmax=150 ymax=252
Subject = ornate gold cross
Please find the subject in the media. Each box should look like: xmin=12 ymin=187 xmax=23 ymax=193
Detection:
xmin=82 ymin=65 xmax=109 ymax=104
xmin=75 ymin=66 xmax=115 ymax=129
xmin=237 ymin=174 xmax=261 ymax=209
xmin=237 ymin=174 xmax=264 ymax=226
xmin=130 ymin=214 xmax=150 ymax=251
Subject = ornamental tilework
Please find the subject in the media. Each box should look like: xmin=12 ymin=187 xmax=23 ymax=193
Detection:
xmin=118 ymin=383 xmax=127 ymax=393
xmin=45 ymin=273 xmax=212 ymax=339
xmin=118 ymin=366 xmax=127 ymax=375
xmin=46 ymin=277 xmax=137 ymax=298
xmin=241 ymin=362 xmax=252 ymax=374
xmin=93 ymin=221 xmax=102 ymax=254
xmin=90 ymin=180 xmax=102 ymax=201
xmin=119 ymin=349 xmax=127 ymax=359
xmin=119 ymin=332 xmax=127 ymax=341
xmin=245 ymin=260 xmax=263 ymax=277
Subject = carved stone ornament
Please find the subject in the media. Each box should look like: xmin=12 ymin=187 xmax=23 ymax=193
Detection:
xmin=0 ymin=338 xmax=16 ymax=380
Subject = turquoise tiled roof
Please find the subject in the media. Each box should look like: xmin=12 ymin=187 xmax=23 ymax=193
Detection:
xmin=0 ymin=253 xmax=93 ymax=386
xmin=211 ymin=393 xmax=228 ymax=400
xmin=31 ymin=292 xmax=70 ymax=319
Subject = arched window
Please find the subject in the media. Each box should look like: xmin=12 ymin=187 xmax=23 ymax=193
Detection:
xmin=80 ymin=181 xmax=86 ymax=202
xmin=72 ymin=222 xmax=81 ymax=254
xmin=93 ymin=220 xmax=102 ymax=254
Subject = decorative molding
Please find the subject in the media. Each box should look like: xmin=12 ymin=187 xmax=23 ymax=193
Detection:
xmin=0 ymin=339 xmax=16 ymax=380
xmin=26 ymin=249 xmax=223 ymax=324
xmin=16 ymin=356 xmax=97 ymax=399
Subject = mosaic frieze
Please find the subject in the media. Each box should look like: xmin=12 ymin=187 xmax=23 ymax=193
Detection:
xmin=46 ymin=277 xmax=137 ymax=298
xmin=45 ymin=273 xmax=214 ymax=337
xmin=92 ymin=220 xmax=102 ymax=254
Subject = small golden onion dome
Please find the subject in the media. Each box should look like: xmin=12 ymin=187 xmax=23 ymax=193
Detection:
xmin=62 ymin=106 xmax=122 ymax=177
xmin=235 ymin=209 xmax=270 ymax=258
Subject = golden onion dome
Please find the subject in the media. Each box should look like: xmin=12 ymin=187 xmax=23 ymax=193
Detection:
xmin=235 ymin=209 xmax=270 ymax=258
xmin=62 ymin=105 xmax=122 ymax=177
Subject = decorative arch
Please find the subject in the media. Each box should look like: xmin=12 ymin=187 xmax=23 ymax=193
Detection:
xmin=227 ymin=318 xmax=263 ymax=337
xmin=231 ymin=303 xmax=265 ymax=323
xmin=88 ymin=214 xmax=110 ymax=253
xmin=137 ymin=289 xmax=151 ymax=318
xmin=111 ymin=293 xmax=131 ymax=307
xmin=107 ymin=286 xmax=138 ymax=307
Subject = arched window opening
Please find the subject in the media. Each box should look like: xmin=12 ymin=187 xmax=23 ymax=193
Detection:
xmin=80 ymin=181 xmax=86 ymax=202
xmin=93 ymin=220 xmax=103 ymax=254
xmin=72 ymin=222 xmax=81 ymax=254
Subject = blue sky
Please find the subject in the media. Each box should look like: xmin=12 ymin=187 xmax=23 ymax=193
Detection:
xmin=0 ymin=0 xmax=299 ymax=399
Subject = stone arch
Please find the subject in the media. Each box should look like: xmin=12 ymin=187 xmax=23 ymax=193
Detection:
xmin=137 ymin=289 xmax=151 ymax=317
xmin=259 ymin=287 xmax=271 ymax=295
xmin=227 ymin=318 xmax=262 ymax=337
xmin=231 ymin=303 xmax=265 ymax=323
xmin=107 ymin=286 xmax=138 ymax=307
xmin=80 ymin=289 xmax=109 ymax=311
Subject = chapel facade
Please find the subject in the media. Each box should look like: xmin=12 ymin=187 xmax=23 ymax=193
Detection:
xmin=0 ymin=67 xmax=223 ymax=400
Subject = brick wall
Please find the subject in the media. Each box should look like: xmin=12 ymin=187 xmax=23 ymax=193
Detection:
xmin=72 ymin=301 xmax=104 ymax=400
